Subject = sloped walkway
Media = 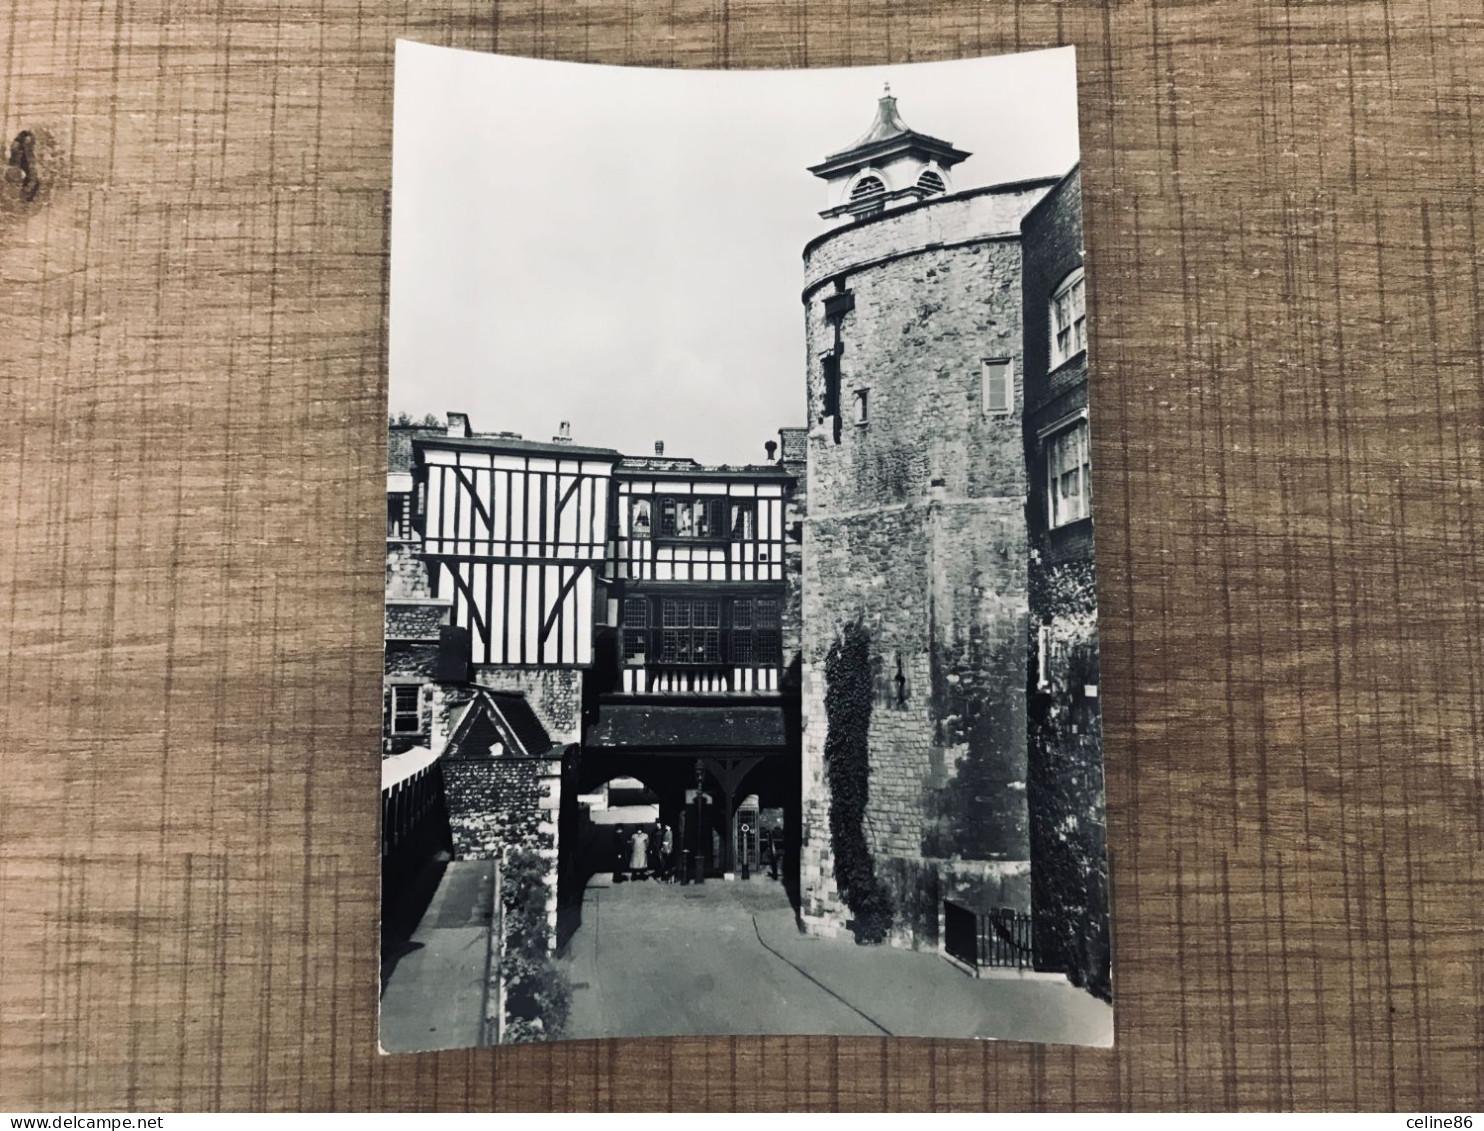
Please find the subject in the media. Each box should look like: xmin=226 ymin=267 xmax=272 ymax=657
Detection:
xmin=380 ymin=860 xmax=497 ymax=1053
xmin=563 ymin=876 xmax=882 ymax=1039
xmin=561 ymin=876 xmax=1112 ymax=1046
xmin=753 ymin=904 xmax=1113 ymax=1046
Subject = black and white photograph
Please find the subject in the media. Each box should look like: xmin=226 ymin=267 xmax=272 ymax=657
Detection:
xmin=379 ymin=41 xmax=1111 ymax=1051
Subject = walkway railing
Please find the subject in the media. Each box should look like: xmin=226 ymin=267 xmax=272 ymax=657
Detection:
xmin=943 ymin=901 xmax=1037 ymax=972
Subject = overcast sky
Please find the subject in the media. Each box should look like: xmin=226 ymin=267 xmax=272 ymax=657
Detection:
xmin=390 ymin=42 xmax=1081 ymax=466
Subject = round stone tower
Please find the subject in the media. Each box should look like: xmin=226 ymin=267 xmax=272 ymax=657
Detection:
xmin=798 ymin=88 xmax=1060 ymax=948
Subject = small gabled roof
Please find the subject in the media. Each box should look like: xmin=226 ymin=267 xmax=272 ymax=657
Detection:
xmin=443 ymin=688 xmax=558 ymax=761
xmin=485 ymin=690 xmax=555 ymax=758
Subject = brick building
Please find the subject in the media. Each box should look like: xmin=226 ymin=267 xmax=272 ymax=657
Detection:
xmin=1020 ymin=168 xmax=1111 ymax=999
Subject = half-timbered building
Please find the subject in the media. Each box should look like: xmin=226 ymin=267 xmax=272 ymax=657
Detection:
xmin=415 ymin=415 xmax=619 ymax=670
xmin=583 ymin=448 xmax=802 ymax=881
xmin=392 ymin=416 xmax=805 ymax=909
xmin=606 ymin=455 xmax=790 ymax=695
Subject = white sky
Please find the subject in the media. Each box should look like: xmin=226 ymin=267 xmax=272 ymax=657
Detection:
xmin=390 ymin=42 xmax=1081 ymax=466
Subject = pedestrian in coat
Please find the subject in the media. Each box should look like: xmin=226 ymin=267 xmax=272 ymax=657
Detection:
xmin=629 ymin=825 xmax=650 ymax=878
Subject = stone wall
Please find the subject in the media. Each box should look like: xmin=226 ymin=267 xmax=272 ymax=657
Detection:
xmin=779 ymin=428 xmax=808 ymax=689
xmin=473 ymin=667 xmax=582 ymax=745
xmin=434 ymin=684 xmax=569 ymax=951
xmin=799 ymin=188 xmax=1044 ymax=947
xmin=443 ymin=755 xmax=562 ymax=861
xmin=386 ymin=540 xmax=433 ymax=599
xmin=1026 ymin=558 xmax=1108 ymax=997
xmin=802 ymin=181 xmax=1055 ymax=288
xmin=386 ymin=601 xmax=446 ymax=640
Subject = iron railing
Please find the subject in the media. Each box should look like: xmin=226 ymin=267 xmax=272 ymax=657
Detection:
xmin=944 ymin=900 xmax=1036 ymax=972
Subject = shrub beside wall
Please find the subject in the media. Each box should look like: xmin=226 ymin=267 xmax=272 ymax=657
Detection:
xmin=499 ymin=850 xmax=571 ymax=1043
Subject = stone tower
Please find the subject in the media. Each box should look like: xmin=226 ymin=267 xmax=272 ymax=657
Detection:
xmin=797 ymin=89 xmax=1060 ymax=948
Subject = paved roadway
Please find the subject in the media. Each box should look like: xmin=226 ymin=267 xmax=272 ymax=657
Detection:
xmin=563 ymin=876 xmax=884 ymax=1039
xmin=562 ymin=876 xmax=1113 ymax=1045
xmin=380 ymin=863 xmax=1115 ymax=1048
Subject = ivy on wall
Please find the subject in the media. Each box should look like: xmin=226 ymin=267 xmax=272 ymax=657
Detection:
xmin=500 ymin=849 xmax=571 ymax=1043
xmin=824 ymin=619 xmax=894 ymax=944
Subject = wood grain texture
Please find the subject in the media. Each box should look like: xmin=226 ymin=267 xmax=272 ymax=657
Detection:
xmin=1 ymin=0 xmax=1481 ymax=1112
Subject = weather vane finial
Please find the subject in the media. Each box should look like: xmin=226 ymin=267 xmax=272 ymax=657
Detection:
xmin=883 ymin=81 xmax=891 ymax=96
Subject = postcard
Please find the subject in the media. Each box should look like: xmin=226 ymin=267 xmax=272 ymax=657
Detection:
xmin=379 ymin=41 xmax=1111 ymax=1049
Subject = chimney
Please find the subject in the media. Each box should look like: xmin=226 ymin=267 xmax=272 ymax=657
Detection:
xmin=654 ymin=441 xmax=665 ymax=456
xmin=778 ymin=426 xmax=808 ymax=465
xmin=765 ymin=440 xmax=778 ymax=461
xmin=553 ymin=421 xmax=572 ymax=443
xmin=446 ymin=412 xmax=470 ymax=439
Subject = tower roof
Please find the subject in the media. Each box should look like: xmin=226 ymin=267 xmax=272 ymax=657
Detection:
xmin=838 ymin=84 xmax=912 ymax=152
xmin=808 ymin=85 xmax=971 ymax=181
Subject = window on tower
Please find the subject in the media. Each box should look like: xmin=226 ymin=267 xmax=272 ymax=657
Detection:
xmin=982 ymin=358 xmax=1013 ymax=417
xmin=822 ymin=354 xmax=842 ymax=444
xmin=917 ymin=168 xmax=946 ymax=195
xmin=850 ymin=175 xmax=886 ymax=201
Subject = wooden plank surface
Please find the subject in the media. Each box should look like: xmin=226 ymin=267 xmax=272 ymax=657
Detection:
xmin=2 ymin=0 xmax=1482 ymax=1111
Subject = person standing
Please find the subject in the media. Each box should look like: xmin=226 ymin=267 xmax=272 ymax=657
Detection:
xmin=660 ymin=823 xmax=676 ymax=883
xmin=629 ymin=824 xmax=650 ymax=879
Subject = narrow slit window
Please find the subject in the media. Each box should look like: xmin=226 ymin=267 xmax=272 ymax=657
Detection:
xmin=854 ymin=388 xmax=869 ymax=426
xmin=629 ymin=498 xmax=652 ymax=539
xmin=622 ymin=598 xmax=648 ymax=663
xmin=822 ymin=354 xmax=841 ymax=420
xmin=730 ymin=502 xmax=756 ymax=541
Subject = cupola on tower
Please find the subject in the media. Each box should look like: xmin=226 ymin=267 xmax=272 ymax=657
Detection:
xmin=807 ymin=85 xmax=971 ymax=222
